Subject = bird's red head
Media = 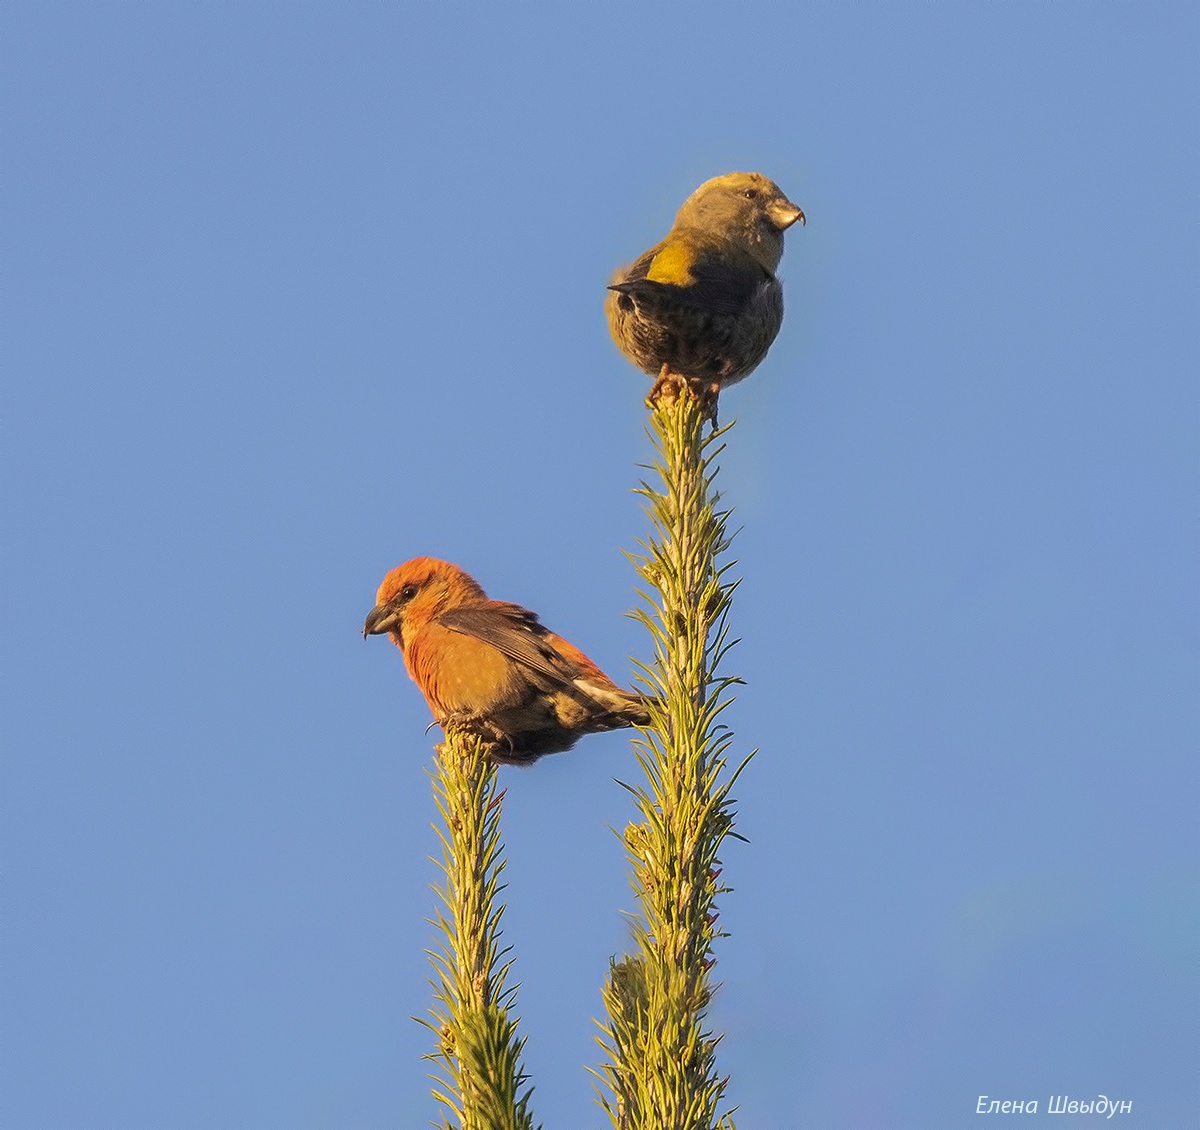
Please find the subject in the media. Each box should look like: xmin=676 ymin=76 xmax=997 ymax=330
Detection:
xmin=363 ymin=557 xmax=487 ymax=650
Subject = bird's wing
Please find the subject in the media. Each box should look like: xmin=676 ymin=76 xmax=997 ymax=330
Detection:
xmin=438 ymin=603 xmax=581 ymax=689
xmin=612 ymin=244 xmax=768 ymax=316
xmin=684 ymin=252 xmax=771 ymax=313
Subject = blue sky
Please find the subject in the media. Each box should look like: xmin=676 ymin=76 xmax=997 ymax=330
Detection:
xmin=2 ymin=4 xmax=1196 ymax=1127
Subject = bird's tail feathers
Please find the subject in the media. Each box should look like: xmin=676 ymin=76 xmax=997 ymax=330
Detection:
xmin=574 ymin=679 xmax=653 ymax=729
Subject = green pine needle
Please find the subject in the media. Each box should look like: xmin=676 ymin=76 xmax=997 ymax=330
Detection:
xmin=424 ymin=731 xmax=537 ymax=1130
xmin=595 ymin=394 xmax=747 ymax=1130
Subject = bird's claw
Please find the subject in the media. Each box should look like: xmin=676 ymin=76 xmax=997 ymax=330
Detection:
xmin=437 ymin=711 xmax=514 ymax=760
xmin=645 ymin=366 xmax=720 ymax=426
xmin=437 ymin=709 xmax=484 ymax=735
xmin=644 ymin=364 xmax=679 ymax=409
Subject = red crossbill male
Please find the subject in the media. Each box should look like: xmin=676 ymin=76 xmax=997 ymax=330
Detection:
xmin=606 ymin=171 xmax=804 ymax=414
xmin=363 ymin=557 xmax=650 ymax=764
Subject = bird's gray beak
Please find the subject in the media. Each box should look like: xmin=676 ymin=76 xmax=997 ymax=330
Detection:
xmin=771 ymin=200 xmax=805 ymax=230
xmin=363 ymin=603 xmax=400 ymax=639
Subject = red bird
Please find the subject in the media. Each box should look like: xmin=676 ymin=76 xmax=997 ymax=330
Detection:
xmin=363 ymin=557 xmax=650 ymax=764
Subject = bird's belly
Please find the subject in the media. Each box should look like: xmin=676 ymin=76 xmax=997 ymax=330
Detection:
xmin=607 ymin=286 xmax=782 ymax=383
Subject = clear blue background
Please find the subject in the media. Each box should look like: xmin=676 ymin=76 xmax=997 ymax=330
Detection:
xmin=3 ymin=4 xmax=1196 ymax=1127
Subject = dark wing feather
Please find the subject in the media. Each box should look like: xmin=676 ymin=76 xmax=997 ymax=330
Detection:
xmin=612 ymin=249 xmax=768 ymax=317
xmin=438 ymin=603 xmax=581 ymax=690
xmin=614 ymin=246 xmax=659 ymax=285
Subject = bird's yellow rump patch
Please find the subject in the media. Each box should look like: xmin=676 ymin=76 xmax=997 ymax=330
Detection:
xmin=646 ymin=240 xmax=697 ymax=287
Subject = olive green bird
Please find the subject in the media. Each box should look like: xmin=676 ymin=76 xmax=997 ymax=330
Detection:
xmin=606 ymin=172 xmax=805 ymax=414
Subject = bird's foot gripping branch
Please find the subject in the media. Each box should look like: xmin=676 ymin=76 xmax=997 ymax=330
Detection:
xmin=595 ymin=393 xmax=750 ymax=1130
xmin=645 ymin=364 xmax=725 ymax=426
xmin=424 ymin=729 xmax=535 ymax=1130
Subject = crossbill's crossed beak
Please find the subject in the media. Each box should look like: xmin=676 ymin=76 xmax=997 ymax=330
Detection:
xmin=363 ymin=602 xmax=400 ymax=639
xmin=770 ymin=199 xmax=806 ymax=230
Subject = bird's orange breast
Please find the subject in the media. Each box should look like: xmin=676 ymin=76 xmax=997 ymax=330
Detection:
xmin=405 ymin=622 xmax=525 ymax=719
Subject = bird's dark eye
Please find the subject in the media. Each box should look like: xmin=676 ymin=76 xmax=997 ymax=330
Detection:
xmin=743 ymin=188 xmax=760 ymax=200
xmin=399 ymin=583 xmax=418 ymax=602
